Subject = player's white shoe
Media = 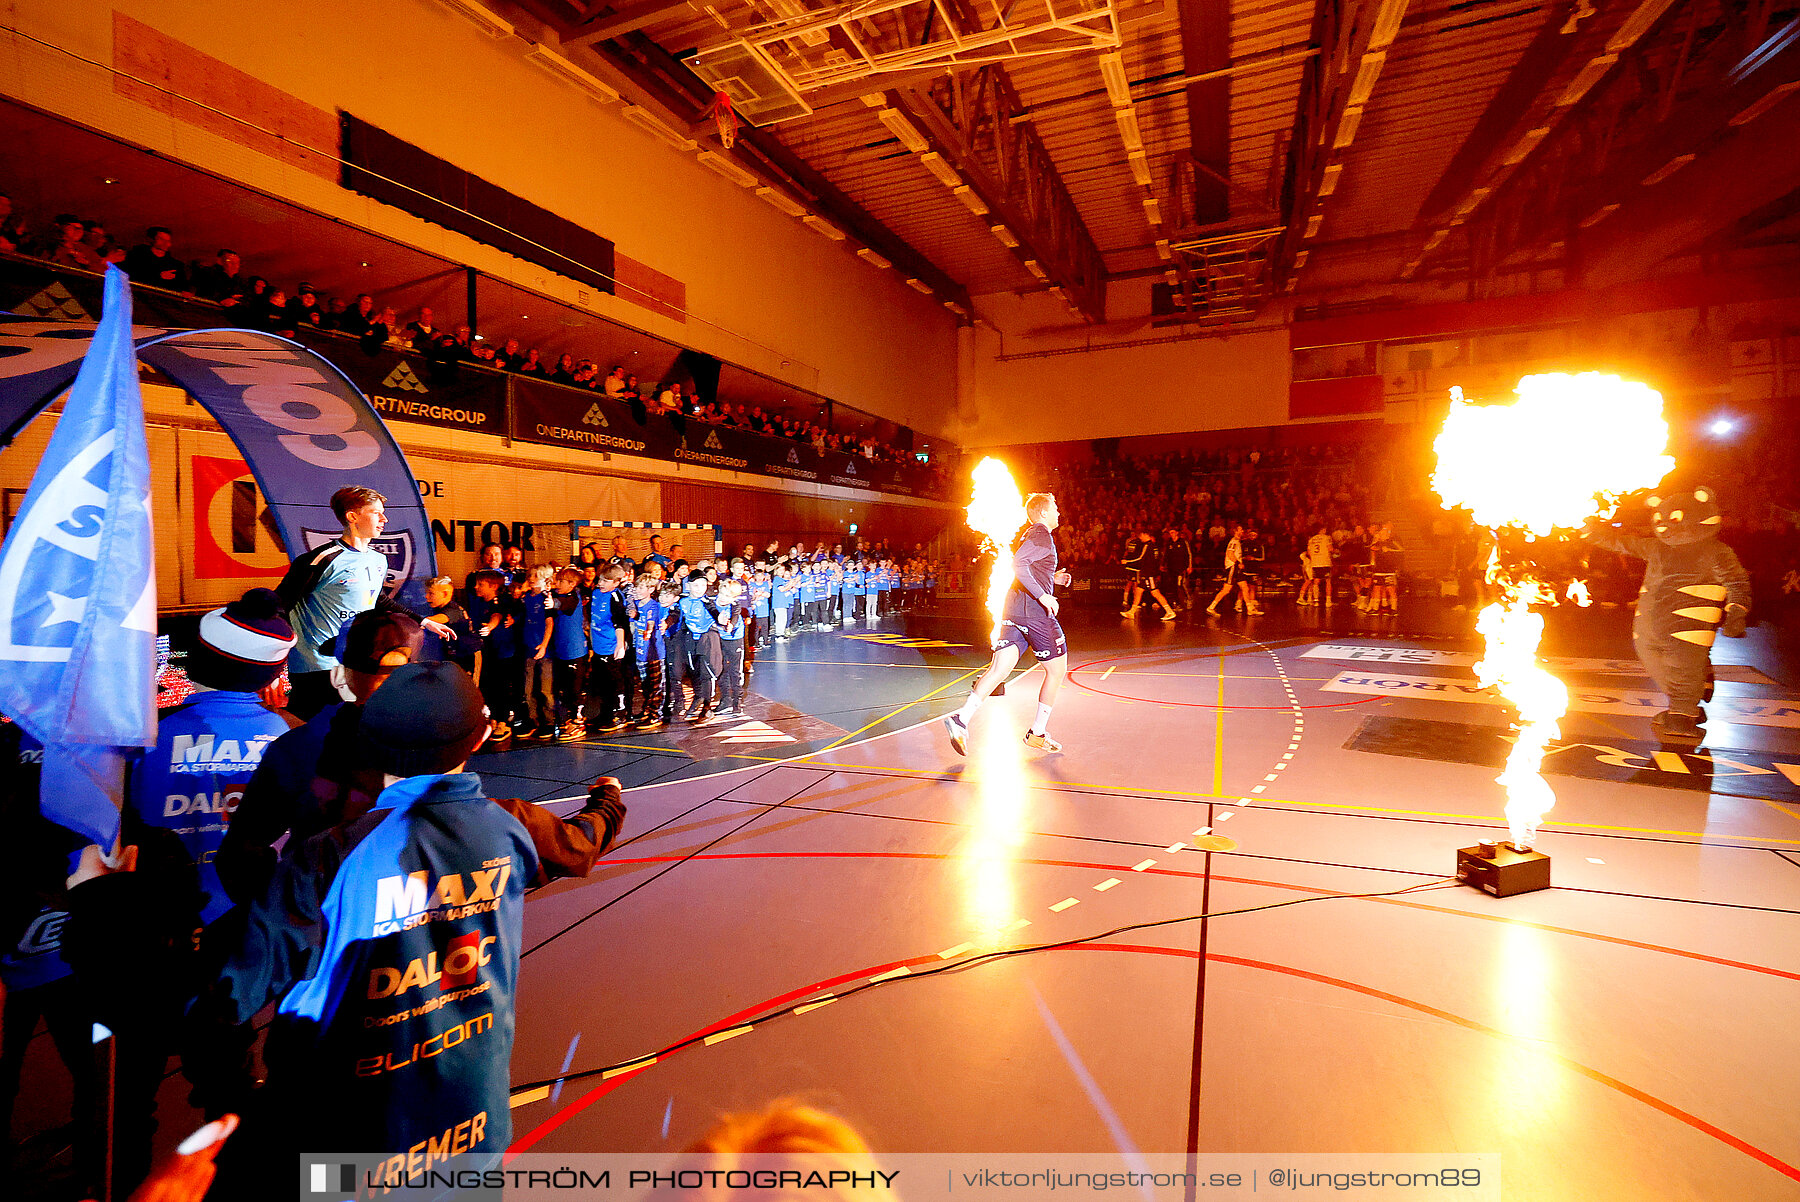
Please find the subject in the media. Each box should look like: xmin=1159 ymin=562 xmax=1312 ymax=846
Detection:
xmin=1023 ymin=731 xmax=1062 ymax=753
xmin=944 ymin=713 xmax=968 ymax=756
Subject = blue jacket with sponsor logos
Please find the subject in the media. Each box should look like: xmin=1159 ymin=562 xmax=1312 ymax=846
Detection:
xmin=130 ymin=690 xmax=291 ymax=926
xmin=194 ymin=771 xmax=538 ymax=1167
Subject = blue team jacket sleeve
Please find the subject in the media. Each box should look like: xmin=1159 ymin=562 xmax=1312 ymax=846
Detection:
xmin=1013 ymin=528 xmax=1056 ymax=598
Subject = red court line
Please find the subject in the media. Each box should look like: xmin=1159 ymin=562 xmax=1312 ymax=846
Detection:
xmin=508 ymin=939 xmax=1800 ymax=1183
xmin=588 ymin=849 xmax=1800 ymax=982
xmin=1069 ymin=654 xmax=1377 ymax=711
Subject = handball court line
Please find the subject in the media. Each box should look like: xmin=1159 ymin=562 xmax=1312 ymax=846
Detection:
xmin=508 ymin=939 xmax=1800 ymax=1186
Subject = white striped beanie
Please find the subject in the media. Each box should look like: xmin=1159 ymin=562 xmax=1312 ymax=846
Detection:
xmin=191 ymin=587 xmax=296 ymax=692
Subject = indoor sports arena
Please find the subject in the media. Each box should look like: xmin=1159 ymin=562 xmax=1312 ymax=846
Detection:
xmin=1 ymin=3 xmax=1797 ymax=1200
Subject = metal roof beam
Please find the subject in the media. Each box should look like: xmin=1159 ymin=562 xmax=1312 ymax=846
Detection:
xmin=888 ymin=65 xmax=1110 ymax=322
xmin=579 ymin=32 xmax=972 ymax=309
xmin=1577 ymin=21 xmax=1800 ymax=287
xmin=1175 ymin=0 xmax=1231 ymax=223
xmin=564 ymin=0 xmax=696 ymax=47
xmin=1415 ymin=1 xmax=1580 ymax=223
xmin=1269 ymin=0 xmax=1409 ymax=290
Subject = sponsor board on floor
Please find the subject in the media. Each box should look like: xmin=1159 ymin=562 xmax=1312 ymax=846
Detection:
xmin=1344 ymin=715 xmax=1800 ymax=802
xmin=1320 ymin=669 xmax=1800 ymax=730
xmin=1301 ymin=643 xmax=1780 ymax=686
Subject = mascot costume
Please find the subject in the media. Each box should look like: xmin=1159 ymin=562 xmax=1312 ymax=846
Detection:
xmin=1588 ymin=485 xmax=1750 ymax=743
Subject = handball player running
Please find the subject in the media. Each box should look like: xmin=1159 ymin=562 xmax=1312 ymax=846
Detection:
xmin=945 ymin=493 xmax=1072 ymax=755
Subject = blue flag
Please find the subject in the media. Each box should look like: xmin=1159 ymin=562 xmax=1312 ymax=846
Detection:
xmin=0 ymin=266 xmax=156 ymax=847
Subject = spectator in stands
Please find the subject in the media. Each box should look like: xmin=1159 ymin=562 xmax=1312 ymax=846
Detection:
xmin=517 ymin=346 xmax=546 ymax=376
xmin=236 ymin=276 xmax=271 ymax=327
xmin=281 ymin=283 xmax=322 ymax=330
xmin=551 ymin=353 xmax=577 ymax=385
xmin=497 ymin=337 xmax=522 ymax=370
xmin=36 ymin=214 xmax=98 ymax=269
xmin=0 ymin=192 xmax=26 ymax=254
xmin=262 ymin=288 xmax=296 ymax=337
xmin=81 ymin=219 xmax=125 ymax=264
xmin=405 ymin=306 xmax=435 ymax=348
xmin=195 ymin=249 xmax=247 ymax=307
xmin=122 ymin=225 xmax=188 ymax=291
xmin=336 ymin=293 xmax=376 ymax=338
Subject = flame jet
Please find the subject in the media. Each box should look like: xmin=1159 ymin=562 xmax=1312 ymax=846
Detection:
xmin=1432 ymin=373 xmax=1674 ymax=848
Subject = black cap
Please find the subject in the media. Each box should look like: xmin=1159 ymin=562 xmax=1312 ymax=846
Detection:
xmin=342 ymin=608 xmax=422 ymax=675
xmin=361 ymin=662 xmax=489 ymax=776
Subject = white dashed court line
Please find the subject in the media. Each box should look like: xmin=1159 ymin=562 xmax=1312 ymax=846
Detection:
xmin=1251 ymin=785 xmax=1266 ymax=793
xmin=1165 ymin=842 xmax=1186 ymax=853
xmin=1131 ymin=858 xmax=1158 ymax=871
xmin=869 ymin=967 xmax=912 ymax=983
xmin=1001 ymin=918 xmax=1032 ymax=932
xmin=937 ymin=942 xmax=975 ymax=959
xmin=1094 ymin=878 xmax=1121 ymax=892
xmin=1049 ymin=898 xmax=1080 ymax=912
xmin=795 ymin=996 xmax=837 ymax=1015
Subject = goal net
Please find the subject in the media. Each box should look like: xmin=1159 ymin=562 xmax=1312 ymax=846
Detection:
xmin=551 ymin=520 xmax=724 ymax=568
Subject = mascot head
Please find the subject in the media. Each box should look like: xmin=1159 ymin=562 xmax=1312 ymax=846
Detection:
xmin=1648 ymin=485 xmax=1722 ymax=545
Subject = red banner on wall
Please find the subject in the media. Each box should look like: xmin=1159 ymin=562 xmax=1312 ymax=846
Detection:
xmin=1288 ymin=374 xmax=1385 ymax=420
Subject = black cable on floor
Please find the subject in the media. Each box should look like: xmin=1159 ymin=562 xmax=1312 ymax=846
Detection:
xmin=509 ymin=877 xmax=1461 ymax=1096
xmin=518 ymin=764 xmax=826 ymax=958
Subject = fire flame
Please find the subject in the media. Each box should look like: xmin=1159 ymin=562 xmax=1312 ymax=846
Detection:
xmin=1434 ymin=373 xmax=1673 ymax=849
xmin=965 ymin=458 xmax=1027 ymax=634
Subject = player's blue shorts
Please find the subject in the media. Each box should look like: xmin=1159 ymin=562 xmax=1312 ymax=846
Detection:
xmin=995 ymin=605 xmax=1066 ymax=661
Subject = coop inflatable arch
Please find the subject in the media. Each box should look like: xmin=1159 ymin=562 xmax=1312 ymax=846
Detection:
xmin=0 ymin=317 xmax=436 ymax=597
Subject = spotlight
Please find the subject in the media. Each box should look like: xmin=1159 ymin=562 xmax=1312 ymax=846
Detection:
xmin=1709 ymin=418 xmax=1737 ymax=437
xmin=1456 ymin=841 xmax=1551 ymax=897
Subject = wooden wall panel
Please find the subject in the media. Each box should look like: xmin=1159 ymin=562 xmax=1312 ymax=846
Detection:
xmin=662 ymin=480 xmax=954 ymax=555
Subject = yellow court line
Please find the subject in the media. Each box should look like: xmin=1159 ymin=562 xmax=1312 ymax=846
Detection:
xmin=761 ymin=660 xmax=976 ymax=670
xmin=1213 ymin=640 xmax=1226 ymax=797
xmin=803 ymin=669 xmax=981 ymax=756
xmin=788 ymin=757 xmax=1800 ymax=847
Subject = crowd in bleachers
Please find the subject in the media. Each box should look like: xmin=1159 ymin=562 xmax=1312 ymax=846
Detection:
xmin=1041 ymin=443 xmax=1388 ymax=573
xmin=0 ymin=197 xmax=927 ymax=467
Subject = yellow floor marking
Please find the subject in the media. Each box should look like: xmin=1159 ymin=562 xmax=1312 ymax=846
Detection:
xmin=795 ymin=996 xmax=838 ymax=1015
xmin=603 ymin=1057 xmax=659 ymax=1079
xmin=804 ymin=669 xmax=981 ymax=755
xmin=703 ymin=1026 xmax=754 ymax=1045
xmin=868 ymin=967 xmax=912 ymax=983
xmin=1049 ymin=898 xmax=1080 ymax=912
xmin=510 ymin=1086 xmax=551 ymax=1108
